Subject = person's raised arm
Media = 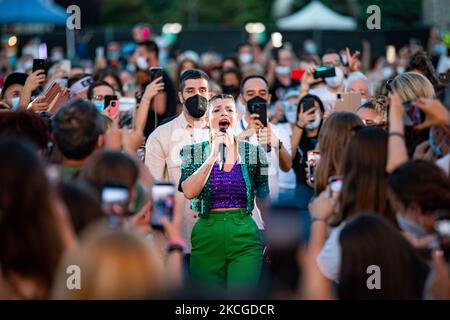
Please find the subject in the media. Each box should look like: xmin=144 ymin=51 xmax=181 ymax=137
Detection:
xmin=386 ymin=93 xmax=409 ymax=173
xmin=291 ymin=107 xmax=316 ymax=159
xmin=18 ymin=70 xmax=46 ymax=110
xmin=135 ymin=77 xmax=165 ymax=133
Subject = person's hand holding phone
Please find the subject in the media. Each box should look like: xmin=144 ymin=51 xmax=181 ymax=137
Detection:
xmin=300 ymin=66 xmax=316 ymax=94
xmin=27 ymin=95 xmax=49 ymax=112
xmin=309 ymin=188 xmax=337 ymax=223
xmin=297 ymin=105 xmax=316 ymax=129
xmin=104 ymin=117 xmax=122 ymax=151
xmin=411 ymin=98 xmax=450 ymax=130
xmin=141 ymin=76 xmax=165 ymax=105
xmin=257 ymin=125 xmax=275 ymax=149
xmin=24 ymin=70 xmax=46 ymax=93
xmin=413 ymin=140 xmax=434 ymax=161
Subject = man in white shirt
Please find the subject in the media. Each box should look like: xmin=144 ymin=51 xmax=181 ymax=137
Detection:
xmin=235 ymin=75 xmax=292 ymax=228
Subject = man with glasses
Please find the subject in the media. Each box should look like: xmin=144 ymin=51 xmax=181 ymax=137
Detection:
xmin=87 ymin=81 xmax=116 ymax=113
xmin=308 ymin=51 xmax=347 ymax=111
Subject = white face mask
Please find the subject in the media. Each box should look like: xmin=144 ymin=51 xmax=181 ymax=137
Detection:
xmin=360 ymin=98 xmax=368 ymax=105
xmin=239 ymin=53 xmax=253 ymax=65
xmin=275 ymin=66 xmax=291 ymax=75
xmin=396 ymin=212 xmax=428 ymax=238
xmin=396 ymin=66 xmax=405 ymax=74
xmin=136 ymin=56 xmax=149 ymax=70
xmin=284 ymin=102 xmax=297 ymax=124
xmin=23 ymin=59 xmax=33 ymax=71
xmin=382 ymin=67 xmax=393 ymax=79
xmin=325 ymin=67 xmax=344 ymax=88
xmin=305 ymin=111 xmax=321 ymax=130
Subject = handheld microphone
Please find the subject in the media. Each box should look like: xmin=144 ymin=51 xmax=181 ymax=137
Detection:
xmin=219 ymin=127 xmax=226 ymax=171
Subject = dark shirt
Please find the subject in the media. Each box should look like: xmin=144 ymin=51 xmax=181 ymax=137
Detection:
xmin=144 ymin=69 xmax=177 ymax=138
xmin=292 ymin=133 xmax=318 ymax=184
xmin=269 ymin=77 xmax=300 ymax=103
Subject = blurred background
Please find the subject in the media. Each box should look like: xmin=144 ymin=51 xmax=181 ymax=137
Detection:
xmin=0 ymin=0 xmax=449 ymax=64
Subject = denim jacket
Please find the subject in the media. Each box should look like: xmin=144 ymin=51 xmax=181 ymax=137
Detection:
xmin=178 ymin=140 xmax=269 ymax=216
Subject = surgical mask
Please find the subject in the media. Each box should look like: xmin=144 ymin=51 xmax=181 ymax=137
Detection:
xmin=94 ymin=100 xmax=104 ymax=113
xmin=51 ymin=51 xmax=63 ymax=62
xmin=275 ymin=66 xmax=291 ymax=75
xmin=184 ymin=94 xmax=208 ymax=119
xmin=126 ymin=63 xmax=137 ymax=73
xmin=108 ymin=51 xmax=120 ymax=61
xmin=284 ymin=102 xmax=298 ymax=124
xmin=304 ymin=42 xmax=317 ymax=54
xmin=10 ymin=97 xmax=20 ymax=111
xmin=396 ymin=66 xmax=405 ymax=74
xmin=305 ymin=111 xmax=321 ymax=130
xmin=382 ymin=67 xmax=393 ymax=79
xmin=239 ymin=53 xmax=253 ymax=65
xmin=136 ymin=56 xmax=149 ymax=70
xmin=396 ymin=212 xmax=428 ymax=238
xmin=360 ymin=98 xmax=368 ymax=105
xmin=23 ymin=59 xmax=33 ymax=71
xmin=433 ymin=43 xmax=446 ymax=56
xmin=429 ymin=130 xmax=442 ymax=157
xmin=324 ymin=67 xmax=344 ymax=88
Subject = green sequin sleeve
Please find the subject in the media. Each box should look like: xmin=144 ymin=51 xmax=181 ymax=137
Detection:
xmin=178 ymin=144 xmax=198 ymax=192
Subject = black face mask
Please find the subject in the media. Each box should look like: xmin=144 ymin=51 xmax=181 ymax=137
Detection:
xmin=246 ymin=96 xmax=267 ymax=113
xmin=184 ymin=94 xmax=208 ymax=119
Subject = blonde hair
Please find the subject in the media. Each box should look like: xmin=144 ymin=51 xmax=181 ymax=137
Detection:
xmin=52 ymin=223 xmax=166 ymax=299
xmin=391 ymin=72 xmax=435 ymax=102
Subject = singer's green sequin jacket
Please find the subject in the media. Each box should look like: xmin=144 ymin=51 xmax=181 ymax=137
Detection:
xmin=178 ymin=140 xmax=269 ymax=216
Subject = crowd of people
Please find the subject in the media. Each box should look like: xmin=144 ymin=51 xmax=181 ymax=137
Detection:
xmin=0 ymin=24 xmax=450 ymax=300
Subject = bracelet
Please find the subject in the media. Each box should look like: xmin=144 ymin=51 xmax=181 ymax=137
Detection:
xmin=389 ymin=132 xmax=405 ymax=140
xmin=166 ymin=237 xmax=188 ymax=254
xmin=296 ymin=123 xmax=305 ymax=130
xmin=311 ymin=217 xmax=327 ymax=224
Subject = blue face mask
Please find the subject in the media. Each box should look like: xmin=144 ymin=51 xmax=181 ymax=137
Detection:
xmin=429 ymin=130 xmax=442 ymax=157
xmin=94 ymin=100 xmax=104 ymax=113
xmin=107 ymin=52 xmax=120 ymax=61
xmin=10 ymin=97 xmax=20 ymax=111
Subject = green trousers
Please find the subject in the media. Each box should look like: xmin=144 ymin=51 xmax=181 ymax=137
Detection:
xmin=190 ymin=209 xmax=263 ymax=289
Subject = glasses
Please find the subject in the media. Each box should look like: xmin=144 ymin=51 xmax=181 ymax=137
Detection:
xmin=385 ymin=79 xmax=393 ymax=93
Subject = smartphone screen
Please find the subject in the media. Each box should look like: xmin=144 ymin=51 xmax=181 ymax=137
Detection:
xmin=307 ymin=151 xmax=320 ymax=183
xmin=101 ymin=184 xmax=130 ymax=223
xmin=118 ymin=97 xmax=136 ymax=129
xmin=151 ymin=183 xmax=175 ymax=229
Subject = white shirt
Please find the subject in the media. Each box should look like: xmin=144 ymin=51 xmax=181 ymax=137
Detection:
xmin=316 ymin=223 xmax=346 ymax=282
xmin=309 ymin=86 xmax=337 ymax=112
xmin=275 ymin=122 xmax=296 ymax=190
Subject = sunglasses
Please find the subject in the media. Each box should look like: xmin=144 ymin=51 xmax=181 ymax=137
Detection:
xmin=385 ymin=79 xmax=393 ymax=93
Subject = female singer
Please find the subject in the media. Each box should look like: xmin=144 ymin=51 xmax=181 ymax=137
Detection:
xmin=179 ymin=94 xmax=269 ymax=290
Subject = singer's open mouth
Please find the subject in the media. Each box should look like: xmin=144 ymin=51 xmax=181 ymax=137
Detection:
xmin=218 ymin=119 xmax=230 ymax=130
